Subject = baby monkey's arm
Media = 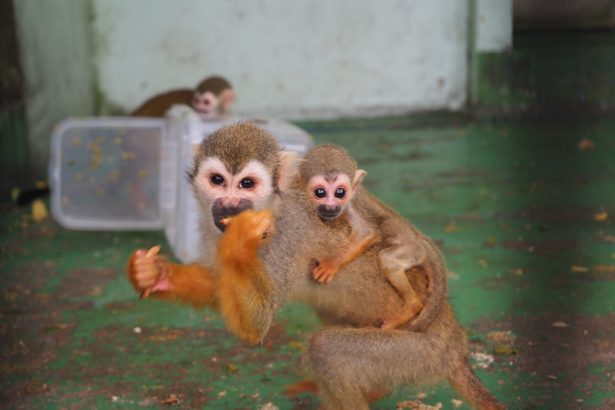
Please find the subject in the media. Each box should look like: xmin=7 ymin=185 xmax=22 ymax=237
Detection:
xmin=312 ymin=229 xmax=380 ymax=283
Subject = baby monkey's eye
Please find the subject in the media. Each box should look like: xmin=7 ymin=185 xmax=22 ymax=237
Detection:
xmin=334 ymin=188 xmax=346 ymax=199
xmin=239 ymin=178 xmax=255 ymax=189
xmin=314 ymin=188 xmax=326 ymax=198
xmin=211 ymin=174 xmax=225 ymax=185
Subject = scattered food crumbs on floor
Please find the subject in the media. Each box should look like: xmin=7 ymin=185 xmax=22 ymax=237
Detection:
xmin=451 ymin=399 xmax=463 ymax=408
xmin=509 ymin=268 xmax=524 ymax=276
xmin=258 ymin=403 xmax=279 ymax=410
xmin=31 ymin=199 xmax=48 ymax=222
xmin=287 ymin=341 xmax=305 ymax=351
xmin=470 ymin=352 xmax=494 ymax=369
xmin=447 ymin=271 xmax=460 ymax=280
xmin=551 ymin=321 xmax=570 ymax=328
xmin=139 ymin=398 xmax=157 ymax=406
xmin=10 ymin=187 xmax=20 ymax=202
xmin=397 ymin=400 xmax=442 ymax=409
xmin=484 ymin=237 xmax=497 ymax=247
xmin=487 ymin=330 xmax=516 ymax=344
xmin=493 ymin=345 xmax=516 ymax=355
xmin=159 ymin=393 xmax=180 ymax=405
xmin=578 ymin=138 xmax=595 ymax=150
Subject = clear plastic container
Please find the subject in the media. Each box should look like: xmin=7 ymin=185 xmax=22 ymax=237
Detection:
xmin=49 ymin=113 xmax=314 ymax=262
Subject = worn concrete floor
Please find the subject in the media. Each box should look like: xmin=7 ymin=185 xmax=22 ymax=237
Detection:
xmin=1 ymin=114 xmax=614 ymax=409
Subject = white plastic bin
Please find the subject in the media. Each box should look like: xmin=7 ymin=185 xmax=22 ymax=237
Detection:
xmin=49 ymin=112 xmax=314 ymax=262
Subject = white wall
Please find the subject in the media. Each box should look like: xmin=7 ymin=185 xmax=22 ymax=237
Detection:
xmin=92 ymin=0 xmax=469 ymax=119
xmin=14 ymin=1 xmax=514 ymax=173
xmin=14 ymin=0 xmax=95 ymax=179
xmin=475 ymin=0 xmax=512 ymax=52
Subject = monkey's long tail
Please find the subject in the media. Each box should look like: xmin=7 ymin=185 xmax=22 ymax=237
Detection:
xmin=406 ymin=255 xmax=447 ymax=332
xmin=448 ymin=361 xmax=506 ymax=410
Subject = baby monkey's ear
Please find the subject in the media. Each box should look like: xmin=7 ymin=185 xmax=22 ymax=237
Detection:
xmin=277 ymin=151 xmax=304 ymax=192
xmin=352 ymin=169 xmax=367 ymax=190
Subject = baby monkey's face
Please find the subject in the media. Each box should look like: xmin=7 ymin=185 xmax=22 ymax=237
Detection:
xmin=306 ymin=173 xmax=353 ymax=220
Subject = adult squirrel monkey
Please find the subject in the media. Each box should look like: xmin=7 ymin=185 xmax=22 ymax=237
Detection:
xmin=126 ymin=124 xmax=505 ymax=410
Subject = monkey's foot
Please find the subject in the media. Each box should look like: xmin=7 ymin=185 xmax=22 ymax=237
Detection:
xmin=311 ymin=257 xmax=341 ymax=283
xmin=380 ymin=300 xmax=424 ymax=330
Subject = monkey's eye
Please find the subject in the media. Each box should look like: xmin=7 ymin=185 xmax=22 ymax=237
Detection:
xmin=334 ymin=188 xmax=346 ymax=199
xmin=314 ymin=188 xmax=326 ymax=198
xmin=210 ymin=174 xmax=225 ymax=186
xmin=239 ymin=178 xmax=255 ymax=189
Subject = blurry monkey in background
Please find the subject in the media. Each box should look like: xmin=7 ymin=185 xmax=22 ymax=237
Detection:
xmin=131 ymin=75 xmax=235 ymax=119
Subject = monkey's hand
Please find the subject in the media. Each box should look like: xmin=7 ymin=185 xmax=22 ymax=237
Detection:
xmin=218 ymin=210 xmax=276 ymax=344
xmin=219 ymin=209 xmax=274 ymax=267
xmin=127 ymin=246 xmax=172 ymax=297
xmin=311 ymin=257 xmax=341 ymax=284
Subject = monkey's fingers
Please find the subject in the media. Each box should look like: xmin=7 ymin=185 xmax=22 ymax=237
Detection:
xmin=137 ymin=245 xmax=161 ymax=299
xmin=312 ymin=266 xmax=336 ymax=283
xmin=319 ymin=270 xmax=337 ymax=283
xmin=145 ymin=245 xmax=161 ymax=258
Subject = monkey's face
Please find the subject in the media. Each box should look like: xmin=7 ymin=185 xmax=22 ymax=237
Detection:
xmin=192 ymin=157 xmax=275 ymax=232
xmin=192 ymin=91 xmax=220 ymax=115
xmin=306 ymin=174 xmax=353 ymax=220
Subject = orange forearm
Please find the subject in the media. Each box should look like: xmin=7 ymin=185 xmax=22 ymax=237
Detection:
xmin=340 ymin=233 xmax=379 ymax=267
xmin=150 ymin=262 xmax=218 ymax=309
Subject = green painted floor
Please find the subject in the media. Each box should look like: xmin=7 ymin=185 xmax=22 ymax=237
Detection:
xmin=1 ymin=114 xmax=614 ymax=409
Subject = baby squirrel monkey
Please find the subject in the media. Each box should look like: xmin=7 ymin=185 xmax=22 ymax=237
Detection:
xmin=301 ymin=144 xmax=432 ymax=330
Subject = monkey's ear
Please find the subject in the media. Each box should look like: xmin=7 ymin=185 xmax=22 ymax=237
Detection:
xmin=352 ymin=169 xmax=367 ymax=189
xmin=221 ymin=89 xmax=236 ymax=105
xmin=277 ymin=151 xmax=303 ymax=192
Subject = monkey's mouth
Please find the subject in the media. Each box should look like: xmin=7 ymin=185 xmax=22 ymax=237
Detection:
xmin=318 ymin=207 xmax=342 ymax=220
xmin=212 ymin=205 xmax=252 ymax=232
